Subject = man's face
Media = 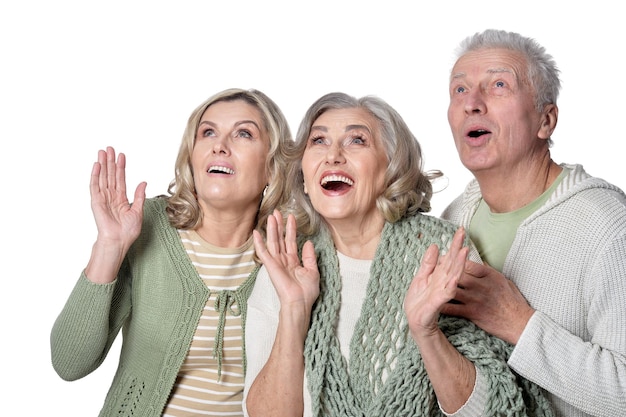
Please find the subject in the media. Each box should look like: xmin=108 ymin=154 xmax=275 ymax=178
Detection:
xmin=447 ymin=48 xmax=549 ymax=177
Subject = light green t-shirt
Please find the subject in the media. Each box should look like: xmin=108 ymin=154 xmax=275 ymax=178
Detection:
xmin=469 ymin=168 xmax=569 ymax=271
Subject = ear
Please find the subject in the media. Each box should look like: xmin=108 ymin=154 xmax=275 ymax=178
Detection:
xmin=538 ymin=104 xmax=558 ymax=140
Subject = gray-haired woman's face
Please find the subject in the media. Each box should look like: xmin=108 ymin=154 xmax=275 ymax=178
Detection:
xmin=301 ymin=107 xmax=388 ymax=226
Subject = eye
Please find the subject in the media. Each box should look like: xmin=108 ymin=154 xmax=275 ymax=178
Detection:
xmin=236 ymin=129 xmax=253 ymax=139
xmin=495 ymin=80 xmax=505 ymax=88
xmin=346 ymin=135 xmax=365 ymax=145
xmin=455 ymin=86 xmax=466 ymax=93
xmin=201 ymin=128 xmax=216 ymax=137
xmin=309 ymin=135 xmax=326 ymax=145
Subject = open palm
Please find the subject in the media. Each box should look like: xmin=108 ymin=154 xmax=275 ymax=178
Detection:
xmin=90 ymin=147 xmax=146 ymax=251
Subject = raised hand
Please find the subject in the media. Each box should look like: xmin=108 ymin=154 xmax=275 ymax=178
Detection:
xmin=403 ymin=227 xmax=478 ymax=410
xmin=90 ymin=147 xmax=146 ymax=248
xmin=253 ymin=211 xmax=320 ymax=322
xmin=85 ymin=146 xmax=146 ymax=284
xmin=247 ymin=211 xmax=318 ymax=417
xmin=404 ymin=227 xmax=468 ymax=339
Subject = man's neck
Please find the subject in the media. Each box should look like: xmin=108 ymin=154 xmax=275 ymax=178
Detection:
xmin=476 ymin=159 xmax=562 ymax=213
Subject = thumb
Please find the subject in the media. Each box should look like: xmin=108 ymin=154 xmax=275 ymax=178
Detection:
xmin=464 ymin=259 xmax=488 ymax=278
xmin=131 ymin=182 xmax=147 ymax=211
xmin=420 ymin=244 xmax=440 ymax=274
xmin=252 ymin=230 xmax=269 ymax=262
xmin=300 ymin=240 xmax=317 ymax=272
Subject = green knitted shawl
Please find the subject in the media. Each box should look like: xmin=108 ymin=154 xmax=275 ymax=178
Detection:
xmin=303 ymin=213 xmax=554 ymax=417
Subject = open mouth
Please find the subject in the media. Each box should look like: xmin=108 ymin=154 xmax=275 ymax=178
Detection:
xmin=468 ymin=129 xmax=490 ymax=138
xmin=208 ymin=165 xmax=234 ymax=174
xmin=321 ymin=174 xmax=354 ymax=191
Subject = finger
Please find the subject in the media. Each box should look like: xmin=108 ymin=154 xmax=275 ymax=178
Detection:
xmin=440 ymin=301 xmax=466 ymax=318
xmin=446 ymin=227 xmax=466 ymax=259
xmin=265 ymin=214 xmax=280 ymax=256
xmin=106 ymin=147 xmax=116 ymax=190
xmin=460 ymin=256 xmax=497 ymax=290
xmin=464 ymin=259 xmax=488 ymax=278
xmin=285 ymin=214 xmax=298 ymax=256
xmin=300 ymin=240 xmax=318 ymax=272
xmin=97 ymin=149 xmax=107 ymax=191
xmin=420 ymin=244 xmax=440 ymax=275
xmin=90 ymin=161 xmax=101 ymax=197
xmin=413 ymin=244 xmax=440 ymax=288
xmin=116 ymin=151 xmax=127 ymax=194
xmin=131 ymin=182 xmax=147 ymax=214
xmin=252 ymin=229 xmax=270 ymax=263
xmin=272 ymin=209 xmax=287 ymax=255
xmin=447 ymin=285 xmax=470 ymax=304
xmin=445 ymin=246 xmax=469 ymax=290
xmin=436 ymin=228 xmax=467 ymax=283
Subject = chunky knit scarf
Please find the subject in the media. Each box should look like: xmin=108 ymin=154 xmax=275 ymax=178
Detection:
xmin=303 ymin=213 xmax=554 ymax=417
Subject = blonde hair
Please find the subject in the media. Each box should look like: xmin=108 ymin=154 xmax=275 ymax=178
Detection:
xmin=166 ymin=88 xmax=292 ymax=238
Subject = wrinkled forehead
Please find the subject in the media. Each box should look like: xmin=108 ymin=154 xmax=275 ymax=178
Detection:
xmin=312 ymin=107 xmax=379 ymax=133
xmin=451 ymin=48 xmax=529 ymax=82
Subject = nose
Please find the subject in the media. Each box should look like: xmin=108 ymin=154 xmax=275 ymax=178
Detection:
xmin=464 ymin=88 xmax=487 ymax=115
xmin=211 ymin=136 xmax=230 ymax=155
xmin=325 ymin=141 xmax=345 ymax=164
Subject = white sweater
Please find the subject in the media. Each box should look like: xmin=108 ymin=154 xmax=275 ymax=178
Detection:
xmin=442 ymin=163 xmax=626 ymax=417
xmin=242 ymin=253 xmax=371 ymax=417
xmin=243 ymin=252 xmax=489 ymax=417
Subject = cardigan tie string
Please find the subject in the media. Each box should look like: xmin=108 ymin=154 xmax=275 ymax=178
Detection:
xmin=213 ymin=289 xmax=243 ymax=379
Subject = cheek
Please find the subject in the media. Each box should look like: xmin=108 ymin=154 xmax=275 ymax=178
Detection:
xmin=447 ymin=105 xmax=454 ymax=123
xmin=190 ymin=154 xmax=203 ymax=177
xmin=301 ymin=154 xmax=316 ymax=184
xmin=447 ymin=101 xmax=460 ymax=120
xmin=190 ymin=142 xmax=208 ymax=166
xmin=360 ymin=157 xmax=387 ymax=195
xmin=373 ymin=171 xmax=387 ymax=197
xmin=250 ymin=156 xmax=269 ymax=184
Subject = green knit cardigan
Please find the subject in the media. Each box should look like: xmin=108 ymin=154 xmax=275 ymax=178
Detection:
xmin=303 ymin=213 xmax=554 ymax=417
xmin=50 ymin=197 xmax=258 ymax=417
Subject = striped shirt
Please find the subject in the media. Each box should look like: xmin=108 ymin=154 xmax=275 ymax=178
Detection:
xmin=162 ymin=229 xmax=255 ymax=417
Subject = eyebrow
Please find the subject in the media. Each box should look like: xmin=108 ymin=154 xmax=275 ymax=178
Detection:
xmin=310 ymin=124 xmax=371 ymax=133
xmin=487 ymin=67 xmax=514 ymax=75
xmin=345 ymin=124 xmax=371 ymax=133
xmin=198 ymin=119 xmax=261 ymax=130
xmin=451 ymin=67 xmax=514 ymax=81
xmin=451 ymin=72 xmax=466 ymax=81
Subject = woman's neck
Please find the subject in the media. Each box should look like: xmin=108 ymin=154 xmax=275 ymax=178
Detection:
xmin=326 ymin=215 xmax=385 ymax=260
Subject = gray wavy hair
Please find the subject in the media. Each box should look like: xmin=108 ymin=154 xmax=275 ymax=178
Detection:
xmin=284 ymin=92 xmax=442 ymax=237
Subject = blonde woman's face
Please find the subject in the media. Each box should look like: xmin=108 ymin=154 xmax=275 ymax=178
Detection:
xmin=191 ymin=100 xmax=270 ymax=216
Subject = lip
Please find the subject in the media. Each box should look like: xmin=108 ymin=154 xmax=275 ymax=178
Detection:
xmin=318 ymin=170 xmax=354 ymax=195
xmin=206 ymin=161 xmax=235 ymax=175
xmin=463 ymin=123 xmax=492 ymax=146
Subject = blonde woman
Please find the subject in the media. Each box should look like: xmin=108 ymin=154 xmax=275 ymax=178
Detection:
xmin=51 ymin=88 xmax=292 ymax=417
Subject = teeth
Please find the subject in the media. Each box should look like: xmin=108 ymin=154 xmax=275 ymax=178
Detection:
xmin=208 ymin=165 xmax=234 ymax=174
xmin=321 ymin=174 xmax=353 ymax=186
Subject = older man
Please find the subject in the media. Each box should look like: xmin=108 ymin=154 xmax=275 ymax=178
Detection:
xmin=442 ymin=29 xmax=626 ymax=417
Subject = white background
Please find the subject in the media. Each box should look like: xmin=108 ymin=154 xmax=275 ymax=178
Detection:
xmin=1 ymin=1 xmax=624 ymax=415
